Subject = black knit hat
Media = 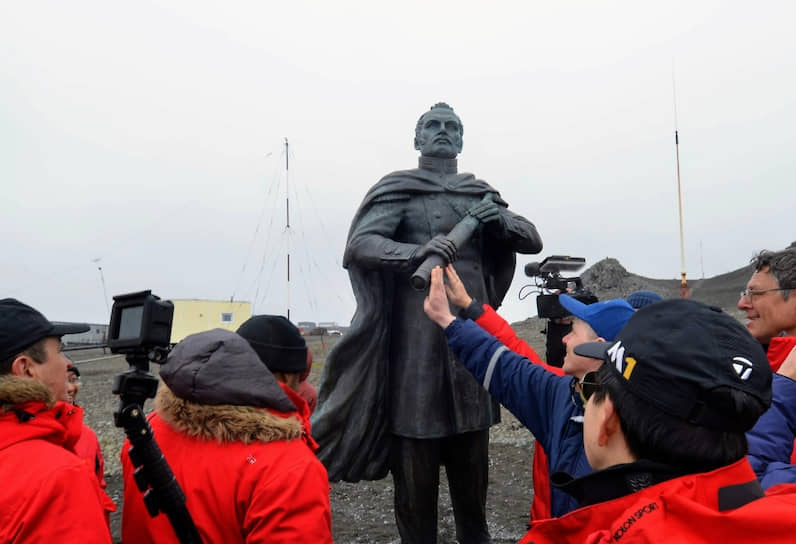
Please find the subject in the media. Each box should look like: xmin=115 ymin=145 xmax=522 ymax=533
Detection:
xmin=0 ymin=298 xmax=89 ymax=362
xmin=575 ymin=299 xmax=772 ymax=432
xmin=237 ymin=315 xmax=307 ymax=373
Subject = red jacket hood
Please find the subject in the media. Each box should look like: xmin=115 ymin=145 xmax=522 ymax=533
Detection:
xmin=0 ymin=375 xmax=83 ymax=453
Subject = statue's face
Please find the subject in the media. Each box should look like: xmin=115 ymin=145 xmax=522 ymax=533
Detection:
xmin=414 ymin=110 xmax=463 ymax=159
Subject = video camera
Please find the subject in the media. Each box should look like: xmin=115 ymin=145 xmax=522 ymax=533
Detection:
xmin=108 ymin=290 xmax=174 ymax=362
xmin=523 ymin=255 xmax=595 ymax=319
xmin=522 ymin=255 xmax=597 ymax=367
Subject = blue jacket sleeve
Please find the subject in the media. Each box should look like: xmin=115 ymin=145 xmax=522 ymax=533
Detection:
xmin=445 ymin=318 xmax=574 ymax=452
xmin=747 ymin=373 xmax=796 ymax=488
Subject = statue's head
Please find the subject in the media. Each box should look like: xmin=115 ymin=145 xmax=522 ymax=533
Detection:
xmin=414 ymin=102 xmax=464 ymax=159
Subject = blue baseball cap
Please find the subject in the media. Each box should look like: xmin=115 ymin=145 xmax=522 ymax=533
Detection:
xmin=626 ymin=290 xmax=663 ymax=310
xmin=559 ymin=294 xmax=635 ymax=341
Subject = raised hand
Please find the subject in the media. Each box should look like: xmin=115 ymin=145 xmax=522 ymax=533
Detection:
xmin=444 ymin=264 xmax=472 ymax=308
xmin=424 ymin=266 xmax=456 ymax=328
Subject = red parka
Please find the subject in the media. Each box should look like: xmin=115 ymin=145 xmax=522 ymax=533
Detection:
xmin=74 ymin=422 xmax=117 ymax=525
xmin=122 ymin=383 xmax=332 ymax=544
xmin=0 ymin=376 xmax=112 ymax=543
xmin=520 ymin=459 xmax=796 ymax=543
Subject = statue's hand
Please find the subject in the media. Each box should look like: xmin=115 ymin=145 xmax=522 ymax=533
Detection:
xmin=415 ymin=235 xmax=457 ymax=264
xmin=444 ymin=264 xmax=472 ymax=308
xmin=468 ymin=200 xmax=505 ymax=230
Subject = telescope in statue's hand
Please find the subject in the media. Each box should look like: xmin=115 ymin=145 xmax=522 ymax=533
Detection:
xmin=410 ymin=193 xmax=494 ymax=291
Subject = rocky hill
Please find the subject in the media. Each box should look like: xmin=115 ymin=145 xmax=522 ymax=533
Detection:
xmin=510 ymin=255 xmax=759 ymax=341
xmin=579 ymin=257 xmax=752 ymax=319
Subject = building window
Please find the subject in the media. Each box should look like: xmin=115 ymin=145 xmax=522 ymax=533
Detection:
xmin=221 ymin=313 xmax=233 ymax=323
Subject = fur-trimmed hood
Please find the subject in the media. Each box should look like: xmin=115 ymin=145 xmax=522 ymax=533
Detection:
xmin=155 ymin=385 xmax=303 ymax=444
xmin=0 ymin=375 xmax=82 ymax=454
xmin=0 ymin=374 xmax=54 ymax=411
xmin=159 ymin=328 xmax=297 ymax=414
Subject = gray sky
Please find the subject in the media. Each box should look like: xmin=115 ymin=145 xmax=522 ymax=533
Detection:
xmin=2 ymin=1 xmax=794 ymax=326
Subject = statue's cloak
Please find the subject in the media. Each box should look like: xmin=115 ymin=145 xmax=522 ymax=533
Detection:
xmin=311 ymin=168 xmax=517 ymax=482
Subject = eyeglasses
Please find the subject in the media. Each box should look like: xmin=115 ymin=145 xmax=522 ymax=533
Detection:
xmin=579 ymin=371 xmax=602 ymax=403
xmin=67 ymin=375 xmax=81 ymax=385
xmin=739 ymin=287 xmax=793 ymax=300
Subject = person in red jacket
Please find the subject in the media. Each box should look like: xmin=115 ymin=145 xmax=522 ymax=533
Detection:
xmin=520 ymin=298 xmax=796 ymax=543
xmin=65 ymin=362 xmax=117 ymax=525
xmin=237 ymin=314 xmax=318 ymax=414
xmin=298 ymin=350 xmax=318 ymax=413
xmin=121 ymin=328 xmax=332 ymax=544
xmin=0 ymin=298 xmax=111 ymax=543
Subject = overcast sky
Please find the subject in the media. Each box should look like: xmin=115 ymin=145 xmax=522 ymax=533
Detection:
xmin=2 ymin=1 xmax=794 ymax=326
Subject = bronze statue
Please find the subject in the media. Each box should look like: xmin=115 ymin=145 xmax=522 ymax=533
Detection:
xmin=312 ymin=103 xmax=543 ymax=542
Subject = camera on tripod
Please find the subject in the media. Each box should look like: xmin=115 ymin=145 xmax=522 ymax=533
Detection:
xmin=109 ymin=290 xmax=174 ymax=425
xmin=109 ymin=290 xmax=202 ymax=542
xmin=108 ymin=290 xmax=174 ymax=362
xmin=523 ymin=255 xmax=595 ymax=319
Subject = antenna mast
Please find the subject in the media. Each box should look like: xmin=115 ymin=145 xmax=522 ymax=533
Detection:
xmin=285 ymin=137 xmax=291 ymax=320
xmin=673 ymin=65 xmax=689 ymax=298
xmin=92 ymin=258 xmax=110 ymax=316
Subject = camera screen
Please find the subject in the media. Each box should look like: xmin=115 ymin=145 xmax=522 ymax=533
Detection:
xmin=118 ymin=305 xmax=144 ymax=340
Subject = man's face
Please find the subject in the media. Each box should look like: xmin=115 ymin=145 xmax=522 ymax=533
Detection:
xmin=561 ymin=319 xmax=603 ymax=379
xmin=66 ymin=370 xmax=80 ymax=404
xmin=25 ymin=336 xmax=71 ymax=402
xmin=414 ymin=110 xmax=463 ymax=159
xmin=738 ymin=267 xmax=796 ymax=342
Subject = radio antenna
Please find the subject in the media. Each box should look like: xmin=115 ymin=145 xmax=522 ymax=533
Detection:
xmin=91 ymin=258 xmax=111 ymax=315
xmin=672 ymin=63 xmax=689 ymax=298
xmin=284 ymin=137 xmax=291 ymax=320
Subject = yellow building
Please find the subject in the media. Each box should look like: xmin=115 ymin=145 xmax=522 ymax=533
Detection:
xmin=170 ymin=299 xmax=252 ymax=344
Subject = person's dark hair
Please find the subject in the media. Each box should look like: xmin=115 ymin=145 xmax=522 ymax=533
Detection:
xmin=751 ymin=248 xmax=796 ymax=301
xmin=415 ymin=102 xmax=464 ymax=141
xmin=0 ymin=338 xmax=48 ymax=375
xmin=591 ymin=363 xmax=767 ymax=473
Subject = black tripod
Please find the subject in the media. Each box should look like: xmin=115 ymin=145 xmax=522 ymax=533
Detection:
xmin=113 ymin=349 xmax=203 ymax=544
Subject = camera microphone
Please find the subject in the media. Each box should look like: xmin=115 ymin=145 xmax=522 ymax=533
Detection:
xmin=524 ymin=262 xmax=541 ymax=277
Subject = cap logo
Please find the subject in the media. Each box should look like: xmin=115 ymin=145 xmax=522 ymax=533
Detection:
xmin=607 ymin=341 xmax=637 ymax=380
xmin=731 ymin=357 xmax=753 ymax=381
xmin=607 ymin=342 xmax=624 ymax=372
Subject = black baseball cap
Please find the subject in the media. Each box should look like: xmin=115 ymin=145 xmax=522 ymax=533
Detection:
xmin=0 ymin=298 xmax=89 ymax=362
xmin=574 ymin=298 xmax=771 ymax=432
